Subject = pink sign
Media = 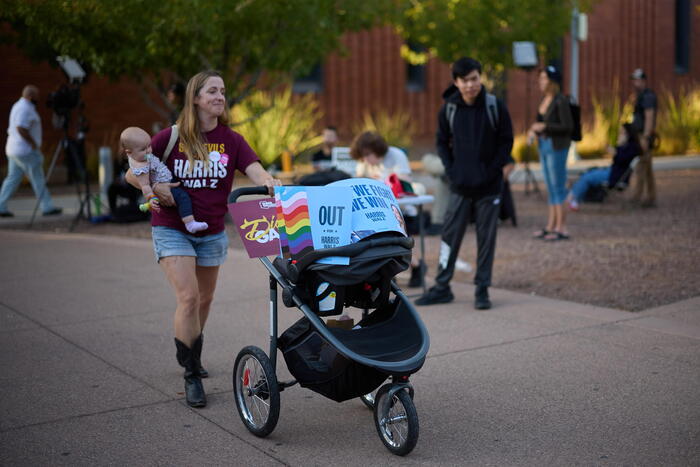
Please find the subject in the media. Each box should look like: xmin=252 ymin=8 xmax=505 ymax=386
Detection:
xmin=228 ymin=198 xmax=281 ymax=258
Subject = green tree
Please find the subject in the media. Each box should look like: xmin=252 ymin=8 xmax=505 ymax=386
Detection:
xmin=392 ymin=0 xmax=595 ymax=73
xmin=1 ymin=0 xmax=392 ymax=116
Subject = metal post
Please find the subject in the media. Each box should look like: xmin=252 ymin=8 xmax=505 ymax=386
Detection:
xmin=569 ymin=1 xmax=581 ymax=163
xmin=570 ymin=2 xmax=580 ymax=103
xmin=269 ymin=274 xmax=278 ymax=371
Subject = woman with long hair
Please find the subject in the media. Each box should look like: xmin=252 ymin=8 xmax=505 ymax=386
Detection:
xmin=128 ymin=70 xmax=280 ymax=407
xmin=529 ymin=65 xmax=574 ymax=241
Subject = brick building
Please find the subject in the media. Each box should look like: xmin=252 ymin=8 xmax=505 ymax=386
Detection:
xmin=1 ymin=0 xmax=697 ymax=166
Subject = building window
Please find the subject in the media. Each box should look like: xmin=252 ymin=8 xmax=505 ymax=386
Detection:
xmin=675 ymin=0 xmax=690 ymax=73
xmin=293 ymin=63 xmax=323 ymax=93
xmin=406 ymin=43 xmax=426 ymax=92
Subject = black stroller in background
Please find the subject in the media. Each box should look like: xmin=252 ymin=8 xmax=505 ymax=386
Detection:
xmin=229 ymin=187 xmax=430 ymax=456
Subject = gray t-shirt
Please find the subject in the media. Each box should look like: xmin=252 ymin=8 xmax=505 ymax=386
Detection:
xmin=632 ymin=88 xmax=657 ymax=133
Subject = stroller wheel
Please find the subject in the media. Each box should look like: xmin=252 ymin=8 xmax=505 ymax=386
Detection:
xmin=373 ymin=384 xmax=419 ymax=456
xmin=233 ymin=346 xmax=280 ymax=437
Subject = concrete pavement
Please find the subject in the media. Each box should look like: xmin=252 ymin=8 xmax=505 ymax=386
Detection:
xmin=0 ymin=229 xmax=698 ymax=466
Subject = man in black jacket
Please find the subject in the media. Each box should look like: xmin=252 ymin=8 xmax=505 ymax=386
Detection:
xmin=416 ymin=57 xmax=513 ymax=309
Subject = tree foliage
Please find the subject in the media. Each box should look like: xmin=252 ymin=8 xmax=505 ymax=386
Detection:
xmin=392 ymin=0 xmax=596 ymax=72
xmin=1 ymin=0 xmax=392 ymax=108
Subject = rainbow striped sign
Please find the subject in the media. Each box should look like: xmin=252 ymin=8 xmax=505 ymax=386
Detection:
xmin=274 ymin=186 xmax=352 ymax=265
xmin=276 ymin=187 xmax=313 ymax=259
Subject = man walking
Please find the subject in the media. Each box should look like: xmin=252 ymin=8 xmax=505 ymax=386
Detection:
xmin=630 ymin=68 xmax=657 ymax=208
xmin=0 ymin=85 xmax=62 ymax=217
xmin=415 ymin=57 xmax=513 ymax=310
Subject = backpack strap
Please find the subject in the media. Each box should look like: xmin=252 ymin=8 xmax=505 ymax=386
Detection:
xmin=446 ymin=95 xmax=499 ymax=133
xmin=445 ymin=102 xmax=457 ymax=133
xmin=485 ymin=93 xmax=499 ymax=131
xmin=162 ymin=124 xmax=178 ymax=164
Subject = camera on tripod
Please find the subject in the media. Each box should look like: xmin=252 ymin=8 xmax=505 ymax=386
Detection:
xmin=29 ymin=56 xmax=95 ymax=230
xmin=47 ymin=85 xmax=81 ymax=118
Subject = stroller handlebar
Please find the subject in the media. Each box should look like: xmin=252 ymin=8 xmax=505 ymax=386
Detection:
xmin=228 ymin=186 xmax=271 ymax=204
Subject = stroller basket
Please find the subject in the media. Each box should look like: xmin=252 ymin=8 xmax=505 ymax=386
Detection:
xmin=278 ymin=297 xmax=425 ymax=402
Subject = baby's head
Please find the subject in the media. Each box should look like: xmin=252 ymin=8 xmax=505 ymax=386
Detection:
xmin=120 ymin=127 xmax=152 ymax=162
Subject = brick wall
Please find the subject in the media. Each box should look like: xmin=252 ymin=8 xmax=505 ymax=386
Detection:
xmin=318 ymin=26 xmax=452 ymax=149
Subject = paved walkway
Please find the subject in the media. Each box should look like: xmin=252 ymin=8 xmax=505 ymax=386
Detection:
xmin=0 ymin=230 xmax=698 ymax=465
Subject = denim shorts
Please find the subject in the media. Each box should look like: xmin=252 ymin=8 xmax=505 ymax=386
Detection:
xmin=151 ymin=226 xmax=228 ymax=266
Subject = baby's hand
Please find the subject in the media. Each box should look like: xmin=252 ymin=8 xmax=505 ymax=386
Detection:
xmin=149 ymin=197 xmax=161 ymax=213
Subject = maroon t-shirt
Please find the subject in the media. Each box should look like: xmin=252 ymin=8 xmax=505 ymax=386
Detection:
xmin=150 ymin=123 xmax=259 ymax=235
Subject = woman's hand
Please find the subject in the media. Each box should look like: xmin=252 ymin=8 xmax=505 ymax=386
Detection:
xmin=530 ymin=122 xmax=546 ymax=133
xmin=152 ymin=181 xmax=180 ymax=206
xmin=262 ymin=177 xmax=282 ymax=196
xmin=527 ymin=129 xmax=537 ymax=145
xmin=245 ymin=162 xmax=282 ymax=196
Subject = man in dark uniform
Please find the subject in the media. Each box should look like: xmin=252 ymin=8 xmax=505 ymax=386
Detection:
xmin=415 ymin=57 xmax=513 ymax=310
xmin=630 ymin=68 xmax=657 ymax=207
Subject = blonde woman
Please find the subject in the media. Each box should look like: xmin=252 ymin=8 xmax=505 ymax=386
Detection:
xmin=127 ymin=70 xmax=280 ymax=407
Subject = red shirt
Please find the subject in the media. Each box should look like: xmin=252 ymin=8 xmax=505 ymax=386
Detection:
xmin=150 ymin=123 xmax=259 ymax=235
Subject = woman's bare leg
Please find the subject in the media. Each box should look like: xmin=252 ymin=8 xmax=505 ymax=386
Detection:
xmin=547 ymin=205 xmax=556 ymax=231
xmin=195 ymin=265 xmax=220 ymax=330
xmin=160 ymin=256 xmax=200 ymax=347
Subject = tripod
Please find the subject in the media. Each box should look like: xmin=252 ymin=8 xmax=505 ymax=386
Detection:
xmin=29 ymin=116 xmax=92 ymax=230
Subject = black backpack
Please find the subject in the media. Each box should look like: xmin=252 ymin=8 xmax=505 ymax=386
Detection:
xmin=568 ymin=96 xmax=582 ymax=142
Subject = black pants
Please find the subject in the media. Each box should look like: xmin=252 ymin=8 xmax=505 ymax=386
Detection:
xmin=434 ymin=192 xmax=500 ymax=290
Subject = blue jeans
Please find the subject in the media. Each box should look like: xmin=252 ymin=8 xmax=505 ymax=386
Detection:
xmin=0 ymin=150 xmax=56 ymax=213
xmin=570 ymin=168 xmax=610 ymax=202
xmin=538 ymin=137 xmax=569 ymax=205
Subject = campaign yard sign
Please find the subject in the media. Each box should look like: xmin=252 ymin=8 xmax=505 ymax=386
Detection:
xmin=227 ymin=198 xmax=280 ymax=258
xmin=328 ymin=178 xmax=407 ymax=241
xmin=274 ymin=186 xmax=353 ymax=265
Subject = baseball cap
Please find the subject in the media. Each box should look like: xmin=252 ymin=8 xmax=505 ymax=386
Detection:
xmin=544 ymin=65 xmax=562 ymax=84
xmin=631 ymin=68 xmax=646 ymax=80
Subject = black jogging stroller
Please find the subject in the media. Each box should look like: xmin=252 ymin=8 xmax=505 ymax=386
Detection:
xmin=228 ymin=187 xmax=430 ymax=456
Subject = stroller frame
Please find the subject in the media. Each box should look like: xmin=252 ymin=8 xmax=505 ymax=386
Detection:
xmin=229 ymin=187 xmax=430 ymax=456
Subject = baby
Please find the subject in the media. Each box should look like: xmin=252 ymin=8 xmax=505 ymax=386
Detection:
xmin=120 ymin=126 xmax=208 ymax=233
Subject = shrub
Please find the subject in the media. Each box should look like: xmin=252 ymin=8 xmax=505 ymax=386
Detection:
xmin=656 ymin=87 xmax=700 ymax=155
xmin=231 ymin=87 xmax=323 ymax=167
xmin=577 ymin=83 xmax=632 ymax=159
xmin=351 ymin=109 xmax=416 ymax=151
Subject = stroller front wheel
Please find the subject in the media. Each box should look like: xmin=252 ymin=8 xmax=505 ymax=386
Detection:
xmin=233 ymin=346 xmax=280 ymax=437
xmin=373 ymin=383 xmax=419 ymax=456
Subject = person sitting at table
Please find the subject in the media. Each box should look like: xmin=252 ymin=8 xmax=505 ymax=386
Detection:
xmin=350 ymin=131 xmax=425 ymax=287
xmin=311 ymin=126 xmax=338 ymax=171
